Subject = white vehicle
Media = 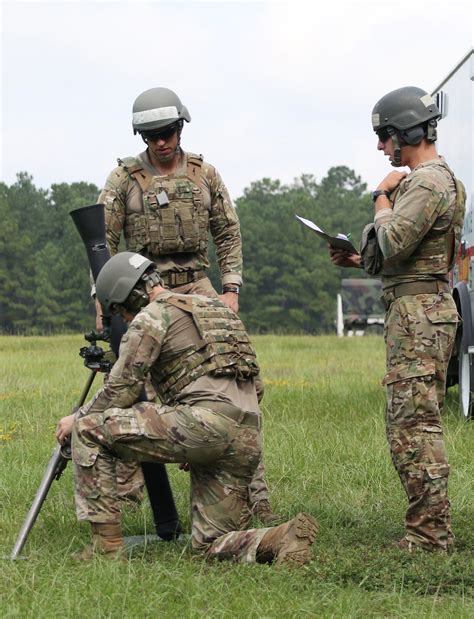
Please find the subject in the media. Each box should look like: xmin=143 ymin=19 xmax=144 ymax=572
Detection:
xmin=432 ymin=48 xmax=474 ymax=419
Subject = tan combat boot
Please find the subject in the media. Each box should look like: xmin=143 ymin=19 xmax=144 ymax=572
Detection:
xmin=73 ymin=522 xmax=125 ymax=561
xmin=256 ymin=512 xmax=318 ymax=567
xmin=395 ymin=535 xmax=449 ymax=554
xmin=252 ymin=499 xmax=283 ymax=525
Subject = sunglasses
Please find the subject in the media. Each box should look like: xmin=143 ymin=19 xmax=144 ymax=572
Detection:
xmin=376 ymin=128 xmax=392 ymax=143
xmin=142 ymin=124 xmax=179 ymax=142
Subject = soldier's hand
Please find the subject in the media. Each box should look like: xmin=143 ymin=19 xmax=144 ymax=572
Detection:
xmin=328 ymin=245 xmax=361 ymax=268
xmin=376 ymin=170 xmax=407 ymax=194
xmin=219 ymin=292 xmax=239 ymax=313
xmin=56 ymin=414 xmax=76 ymax=445
xmin=179 ymin=462 xmax=190 ymax=472
xmin=95 ymin=298 xmax=103 ymax=331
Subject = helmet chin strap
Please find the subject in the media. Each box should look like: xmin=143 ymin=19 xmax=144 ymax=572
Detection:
xmin=143 ymin=270 xmax=163 ymax=292
xmin=387 ymin=127 xmax=403 ymax=167
xmin=426 ymin=119 xmax=438 ymax=142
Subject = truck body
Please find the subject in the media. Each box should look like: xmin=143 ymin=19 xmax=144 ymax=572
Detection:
xmin=337 ymin=278 xmax=384 ymax=336
xmin=432 ymin=48 xmax=474 ymax=418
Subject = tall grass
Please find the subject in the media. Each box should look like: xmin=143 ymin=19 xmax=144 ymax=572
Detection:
xmin=1 ymin=335 xmax=473 ymax=618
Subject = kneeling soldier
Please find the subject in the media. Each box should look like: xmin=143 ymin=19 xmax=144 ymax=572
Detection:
xmin=56 ymin=252 xmax=317 ymax=564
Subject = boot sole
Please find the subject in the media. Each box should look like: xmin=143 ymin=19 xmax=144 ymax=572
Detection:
xmin=72 ymin=544 xmax=126 ymax=561
xmin=275 ymin=513 xmax=318 ymax=567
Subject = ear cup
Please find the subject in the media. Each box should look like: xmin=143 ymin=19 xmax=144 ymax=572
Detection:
xmin=400 ymin=125 xmax=425 ymax=145
xmin=123 ymin=287 xmax=149 ymax=313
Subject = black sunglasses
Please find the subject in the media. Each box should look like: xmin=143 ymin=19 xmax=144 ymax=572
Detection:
xmin=376 ymin=128 xmax=392 ymax=143
xmin=142 ymin=124 xmax=179 ymax=142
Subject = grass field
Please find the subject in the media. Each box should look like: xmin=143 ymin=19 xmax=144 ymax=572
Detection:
xmin=1 ymin=334 xmax=473 ymax=618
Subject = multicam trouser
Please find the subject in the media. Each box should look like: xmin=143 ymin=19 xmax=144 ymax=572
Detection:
xmin=383 ymin=290 xmax=458 ymax=550
xmin=115 ymin=275 xmax=271 ymax=505
xmin=72 ymin=401 xmax=270 ymax=562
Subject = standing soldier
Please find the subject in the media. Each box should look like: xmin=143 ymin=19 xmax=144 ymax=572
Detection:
xmin=329 ymin=87 xmax=465 ymax=552
xmin=97 ymin=87 xmax=279 ymax=524
xmin=56 ymin=253 xmax=317 ymax=563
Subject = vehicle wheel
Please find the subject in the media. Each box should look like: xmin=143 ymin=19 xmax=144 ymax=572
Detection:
xmin=458 ymin=349 xmax=474 ymax=420
xmin=452 ymin=282 xmax=474 ymax=421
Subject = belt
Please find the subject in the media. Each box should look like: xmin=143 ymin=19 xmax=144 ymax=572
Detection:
xmin=161 ymin=270 xmax=206 ymax=288
xmin=196 ymin=399 xmax=261 ymax=429
xmin=383 ymin=280 xmax=450 ymax=305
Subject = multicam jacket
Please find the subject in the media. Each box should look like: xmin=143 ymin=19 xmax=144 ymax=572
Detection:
xmin=79 ymin=292 xmax=259 ymax=417
xmin=98 ymin=150 xmax=243 ymax=287
xmin=374 ymin=158 xmax=466 ymax=289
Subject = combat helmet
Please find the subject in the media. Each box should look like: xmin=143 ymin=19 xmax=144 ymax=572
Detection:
xmin=132 ymin=87 xmax=191 ymax=135
xmin=96 ymin=252 xmax=161 ymax=314
xmin=371 ymin=86 xmax=440 ymax=166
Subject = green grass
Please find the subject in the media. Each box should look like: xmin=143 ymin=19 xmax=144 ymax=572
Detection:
xmin=1 ymin=334 xmax=473 ymax=618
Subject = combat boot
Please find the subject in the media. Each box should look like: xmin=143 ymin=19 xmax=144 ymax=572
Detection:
xmin=252 ymin=499 xmax=283 ymax=525
xmin=256 ymin=512 xmax=318 ymax=567
xmin=73 ymin=522 xmax=125 ymax=561
xmin=395 ymin=535 xmax=449 ymax=554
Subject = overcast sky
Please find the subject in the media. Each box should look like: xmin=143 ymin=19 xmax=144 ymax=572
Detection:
xmin=1 ymin=0 xmax=472 ymax=201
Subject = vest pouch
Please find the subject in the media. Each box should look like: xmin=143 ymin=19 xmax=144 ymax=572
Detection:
xmin=144 ymin=179 xmax=204 ymax=255
xmin=193 ymin=186 xmax=210 ymax=252
xmin=178 ymin=205 xmax=200 ymax=252
xmin=124 ymin=213 xmax=149 ymax=252
xmin=360 ymin=223 xmax=384 ymax=276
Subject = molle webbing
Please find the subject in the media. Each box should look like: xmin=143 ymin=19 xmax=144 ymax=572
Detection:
xmin=427 ymin=164 xmax=466 ymax=271
xmin=154 ymin=296 xmax=259 ymax=402
xmin=119 ymin=153 xmax=208 ymax=256
xmin=446 ymin=175 xmax=466 ymax=270
xmin=382 ymin=163 xmax=465 ymax=278
xmin=119 ymin=154 xmax=204 ymax=194
xmin=118 ymin=157 xmax=153 ymax=193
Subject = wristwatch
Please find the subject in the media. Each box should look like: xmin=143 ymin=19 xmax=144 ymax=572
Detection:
xmin=371 ymin=190 xmax=391 ymax=202
xmin=222 ymin=286 xmax=240 ymax=294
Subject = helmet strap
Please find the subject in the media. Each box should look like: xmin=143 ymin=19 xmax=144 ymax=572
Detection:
xmin=141 ymin=269 xmax=163 ymax=294
xmin=388 ymin=128 xmax=403 ymax=167
xmin=426 ymin=119 xmax=438 ymax=142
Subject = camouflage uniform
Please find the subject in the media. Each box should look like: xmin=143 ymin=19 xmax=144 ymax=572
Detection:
xmin=99 ymin=149 xmax=271 ymax=505
xmin=99 ymin=149 xmax=243 ymax=288
xmin=374 ymin=159 xmax=465 ymax=550
xmin=73 ymin=293 xmax=271 ymax=561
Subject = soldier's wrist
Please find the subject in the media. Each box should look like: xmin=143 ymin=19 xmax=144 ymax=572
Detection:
xmin=371 ymin=190 xmax=391 ymax=202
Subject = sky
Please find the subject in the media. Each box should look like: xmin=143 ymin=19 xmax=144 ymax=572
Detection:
xmin=1 ymin=0 xmax=472 ymax=201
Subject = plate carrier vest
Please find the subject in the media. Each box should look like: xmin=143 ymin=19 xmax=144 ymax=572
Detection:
xmin=151 ymin=294 xmax=260 ymax=404
xmin=118 ymin=153 xmax=210 ymax=256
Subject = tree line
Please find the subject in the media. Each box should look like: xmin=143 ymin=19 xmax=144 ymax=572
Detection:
xmin=0 ymin=166 xmax=373 ymax=335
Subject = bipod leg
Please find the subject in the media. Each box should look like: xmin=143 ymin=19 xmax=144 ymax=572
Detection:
xmin=141 ymin=462 xmax=182 ymax=540
xmin=9 ymin=371 xmax=97 ymax=559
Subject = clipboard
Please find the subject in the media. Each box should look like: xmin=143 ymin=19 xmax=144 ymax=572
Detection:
xmin=296 ymin=215 xmax=359 ymax=254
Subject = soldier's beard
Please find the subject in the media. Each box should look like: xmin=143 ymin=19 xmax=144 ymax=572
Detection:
xmin=154 ymin=149 xmax=178 ymax=163
xmin=153 ymin=138 xmax=182 ymax=164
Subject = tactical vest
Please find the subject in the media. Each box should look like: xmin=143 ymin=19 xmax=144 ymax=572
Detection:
xmin=382 ymin=162 xmax=466 ymax=277
xmin=151 ymin=295 xmax=260 ymax=404
xmin=118 ymin=153 xmax=210 ymax=256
